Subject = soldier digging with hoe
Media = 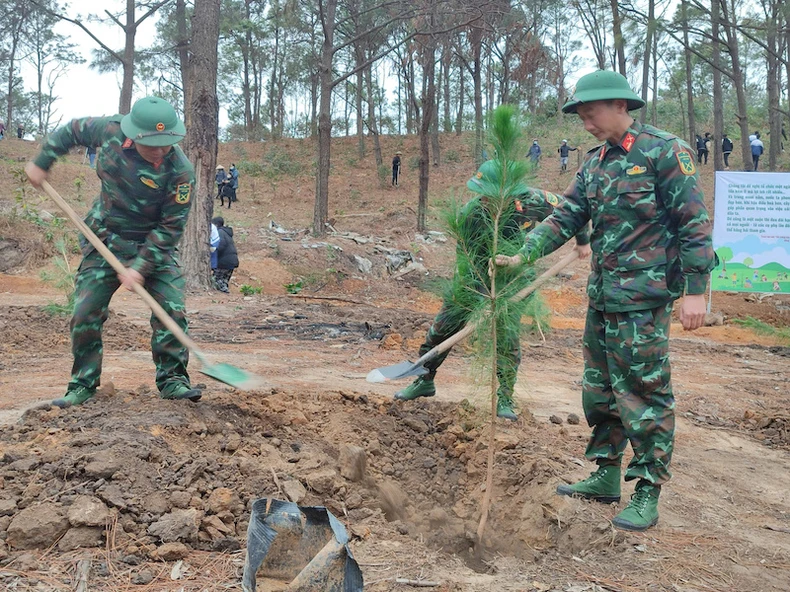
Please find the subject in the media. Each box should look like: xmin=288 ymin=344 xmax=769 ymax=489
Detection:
xmin=494 ymin=71 xmax=715 ymax=531
xmin=25 ymin=96 xmax=202 ymax=407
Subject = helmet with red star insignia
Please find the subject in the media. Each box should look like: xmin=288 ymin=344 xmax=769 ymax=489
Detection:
xmin=121 ymin=96 xmax=186 ymax=147
xmin=562 ymin=70 xmax=645 ymax=114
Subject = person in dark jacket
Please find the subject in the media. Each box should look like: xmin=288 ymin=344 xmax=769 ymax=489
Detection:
xmin=392 ymin=151 xmax=402 ymax=186
xmin=750 ymin=132 xmax=764 ymax=171
xmin=212 ymin=217 xmax=239 ymax=293
xmin=721 ymin=134 xmax=733 ymax=169
xmin=695 ymin=134 xmax=709 ymax=164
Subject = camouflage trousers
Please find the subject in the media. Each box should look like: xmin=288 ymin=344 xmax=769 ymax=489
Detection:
xmin=212 ymin=268 xmax=233 ymax=293
xmin=418 ymin=300 xmax=522 ymax=394
xmin=68 ymin=251 xmax=190 ymax=393
xmin=581 ymin=302 xmax=674 ymax=485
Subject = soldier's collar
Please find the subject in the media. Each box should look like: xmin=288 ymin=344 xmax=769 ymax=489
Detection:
xmin=600 ymin=119 xmax=641 ymax=161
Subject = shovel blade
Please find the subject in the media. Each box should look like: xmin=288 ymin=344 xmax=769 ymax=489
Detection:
xmin=366 ymin=360 xmax=430 ymax=383
xmin=199 ymin=362 xmax=267 ymax=391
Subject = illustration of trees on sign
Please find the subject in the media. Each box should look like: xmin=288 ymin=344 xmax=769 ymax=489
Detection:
xmin=716 ymin=247 xmax=732 ymax=271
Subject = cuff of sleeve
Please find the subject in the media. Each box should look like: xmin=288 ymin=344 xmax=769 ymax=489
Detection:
xmin=685 ymin=273 xmax=709 ymax=295
xmin=129 ymin=257 xmax=152 ymax=278
xmin=33 ymin=153 xmax=55 ymax=171
xmin=574 ymin=233 xmax=590 ymax=246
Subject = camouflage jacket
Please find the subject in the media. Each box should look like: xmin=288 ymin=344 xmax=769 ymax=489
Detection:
xmin=33 ymin=116 xmax=195 ymax=277
xmin=460 ymin=188 xmax=589 ymax=287
xmin=521 ymin=120 xmax=715 ymax=312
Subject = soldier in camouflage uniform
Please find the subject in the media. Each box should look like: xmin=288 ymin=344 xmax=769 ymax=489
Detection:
xmin=496 ymin=70 xmax=715 ymax=531
xmin=25 ymin=96 xmax=201 ymax=408
xmin=395 ymin=160 xmax=592 ymax=420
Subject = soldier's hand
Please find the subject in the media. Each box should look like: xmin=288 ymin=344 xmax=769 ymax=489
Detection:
xmin=575 ymin=243 xmax=592 ymax=259
xmin=495 ymin=254 xmax=523 ymax=267
xmin=679 ymin=294 xmax=706 ymax=331
xmin=119 ymin=268 xmax=145 ymax=292
xmin=24 ymin=162 xmax=47 ymax=188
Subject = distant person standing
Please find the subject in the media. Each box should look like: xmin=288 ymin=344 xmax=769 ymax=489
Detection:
xmin=721 ymin=134 xmax=733 ymax=169
xmin=528 ymin=139 xmax=541 ymax=165
xmin=557 ymin=140 xmax=577 ymax=172
xmin=210 ymin=221 xmax=220 ymax=271
xmin=229 ymin=163 xmax=239 ymax=202
xmin=211 ymin=217 xmax=239 ymax=294
xmin=703 ymin=132 xmax=711 ymax=164
xmin=392 ymin=151 xmax=402 ymax=186
xmin=215 ymin=164 xmax=227 ymax=198
xmin=86 ymin=145 xmax=97 ymax=168
xmin=750 ymin=132 xmax=764 ymax=171
xmin=695 ymin=134 xmax=708 ymax=164
xmin=0 ymin=120 xmax=5 ymax=140
xmin=16 ymin=123 xmax=24 ymax=139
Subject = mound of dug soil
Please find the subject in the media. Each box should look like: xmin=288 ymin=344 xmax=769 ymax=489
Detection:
xmin=0 ymin=386 xmax=625 ymax=590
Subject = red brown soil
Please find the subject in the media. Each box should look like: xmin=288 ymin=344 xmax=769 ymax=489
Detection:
xmin=0 ymin=135 xmax=789 ymax=591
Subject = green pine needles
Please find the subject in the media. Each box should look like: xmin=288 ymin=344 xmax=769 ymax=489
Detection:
xmin=437 ymin=105 xmax=548 ymax=545
xmin=440 ymin=105 xmax=539 ymax=401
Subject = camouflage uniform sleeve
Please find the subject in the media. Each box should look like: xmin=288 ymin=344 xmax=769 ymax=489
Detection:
xmin=519 ymin=175 xmax=591 ymax=262
xmin=129 ymin=164 xmax=195 ymax=277
xmin=523 ymin=187 xmax=591 ymax=247
xmin=32 ymin=117 xmax=113 ymax=170
xmin=657 ymin=139 xmax=715 ymax=294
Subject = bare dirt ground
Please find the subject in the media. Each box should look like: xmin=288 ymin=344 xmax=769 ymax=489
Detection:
xmin=0 ymin=134 xmax=789 ymax=591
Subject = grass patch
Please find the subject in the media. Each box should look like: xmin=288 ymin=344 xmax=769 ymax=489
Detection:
xmin=731 ymin=316 xmax=790 ymax=345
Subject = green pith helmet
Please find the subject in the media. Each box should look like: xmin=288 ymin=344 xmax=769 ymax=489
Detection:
xmin=562 ymin=70 xmax=646 ymax=114
xmin=121 ymin=96 xmax=186 ymax=147
xmin=467 ymin=159 xmax=528 ymax=197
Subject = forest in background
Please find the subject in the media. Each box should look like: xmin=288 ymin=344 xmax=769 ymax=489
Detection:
xmin=3 ymin=0 xmax=790 ymax=279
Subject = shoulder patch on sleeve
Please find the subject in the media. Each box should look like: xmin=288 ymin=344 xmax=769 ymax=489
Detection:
xmin=545 ymin=192 xmax=560 ymax=206
xmin=675 ymin=150 xmax=696 ymax=176
xmin=175 ymin=183 xmax=192 ymax=204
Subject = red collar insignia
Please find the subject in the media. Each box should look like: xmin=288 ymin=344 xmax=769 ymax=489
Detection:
xmin=122 ymin=138 xmax=134 ymax=149
xmin=622 ymin=132 xmax=636 ymax=153
xmin=599 ymin=146 xmax=606 ymax=162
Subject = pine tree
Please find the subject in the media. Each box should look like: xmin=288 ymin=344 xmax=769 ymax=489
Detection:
xmin=439 ymin=104 xmax=539 ymax=545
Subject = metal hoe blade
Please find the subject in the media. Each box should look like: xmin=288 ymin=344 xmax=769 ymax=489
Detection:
xmin=366 ymin=361 xmax=430 ymax=383
xmin=366 ymin=250 xmax=580 ymax=383
xmin=199 ymin=361 xmax=268 ymax=391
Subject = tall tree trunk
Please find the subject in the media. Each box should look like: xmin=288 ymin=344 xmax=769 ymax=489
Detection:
xmin=310 ymin=70 xmax=319 ymax=138
xmin=431 ymin=94 xmax=440 ymax=166
xmin=681 ymin=0 xmax=696 ymax=146
xmin=712 ymin=0 xmax=724 ymax=170
xmin=314 ymin=0 xmax=337 ymax=237
xmin=119 ymin=0 xmax=137 ymax=113
xmin=765 ymin=0 xmax=780 ymax=170
xmin=239 ymin=0 xmax=253 ymax=138
xmin=417 ymin=33 xmax=436 ymax=233
xmin=269 ymin=24 xmax=281 ymax=139
xmin=639 ymin=0 xmax=654 ymax=123
xmin=651 ymin=32 xmax=658 ymax=126
xmin=365 ymin=62 xmax=382 ymax=166
xmin=175 ymin=0 xmax=191 ymax=124
xmin=355 ymin=47 xmax=365 ymax=159
xmin=456 ymin=60 xmax=464 ymax=135
xmin=721 ymin=0 xmax=751 ymax=170
xmin=181 ymin=0 xmax=220 ymax=290
xmin=5 ymin=5 xmax=26 ymax=129
xmin=471 ymin=27 xmax=483 ymax=165
xmin=407 ymin=56 xmax=416 ymax=134
xmin=442 ymin=45 xmax=451 ymax=132
xmin=610 ymin=0 xmax=626 ymax=75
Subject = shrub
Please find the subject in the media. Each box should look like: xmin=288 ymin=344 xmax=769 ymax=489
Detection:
xmin=240 ymin=284 xmax=263 ymax=296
